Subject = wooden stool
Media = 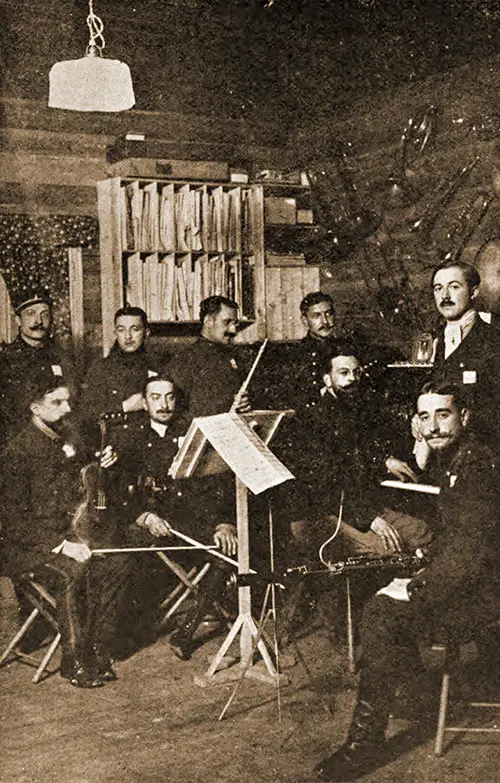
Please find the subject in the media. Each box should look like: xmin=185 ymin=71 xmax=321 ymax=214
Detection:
xmin=156 ymin=553 xmax=212 ymax=621
xmin=434 ymin=641 xmax=500 ymax=755
xmin=0 ymin=579 xmax=61 ymax=683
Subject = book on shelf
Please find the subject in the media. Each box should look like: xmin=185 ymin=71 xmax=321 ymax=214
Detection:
xmin=126 ymin=252 xmax=144 ymax=309
xmin=117 ymin=179 xmax=254 ymax=323
xmin=159 ymin=183 xmax=175 ymax=252
xmin=141 ymin=182 xmax=160 ymax=250
xmin=266 ymin=253 xmax=306 ymax=267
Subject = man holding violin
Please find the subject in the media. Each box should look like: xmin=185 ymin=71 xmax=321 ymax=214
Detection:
xmin=0 ymin=373 xmax=159 ymax=688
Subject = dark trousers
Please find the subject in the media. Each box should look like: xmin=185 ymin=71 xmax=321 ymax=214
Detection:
xmin=19 ymin=551 xmax=133 ymax=660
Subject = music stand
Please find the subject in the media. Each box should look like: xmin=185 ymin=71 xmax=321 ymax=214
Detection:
xmin=169 ymin=409 xmax=294 ymax=686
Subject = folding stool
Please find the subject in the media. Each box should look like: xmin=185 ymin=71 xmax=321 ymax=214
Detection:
xmin=0 ymin=578 xmax=61 ymax=683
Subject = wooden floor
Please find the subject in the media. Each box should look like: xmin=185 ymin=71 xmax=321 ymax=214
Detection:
xmin=1 ymin=576 xmax=499 ymax=783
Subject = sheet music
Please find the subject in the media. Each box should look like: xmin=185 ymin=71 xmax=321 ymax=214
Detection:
xmin=380 ymin=479 xmax=440 ymax=495
xmin=192 ymin=412 xmax=294 ymax=495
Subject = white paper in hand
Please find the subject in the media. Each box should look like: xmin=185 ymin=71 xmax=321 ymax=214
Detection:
xmin=376 ymin=577 xmax=411 ymax=602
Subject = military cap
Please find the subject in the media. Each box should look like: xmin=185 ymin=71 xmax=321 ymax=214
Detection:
xmin=12 ymin=287 xmax=53 ymax=315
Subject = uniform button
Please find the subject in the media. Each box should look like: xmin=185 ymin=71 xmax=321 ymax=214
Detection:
xmin=112 ymin=389 xmax=117 ymax=395
xmin=148 ymin=442 xmax=152 ymax=448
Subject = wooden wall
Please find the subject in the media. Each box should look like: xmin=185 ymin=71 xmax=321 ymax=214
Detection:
xmin=0 ymin=49 xmax=499 ymax=360
xmin=290 ymin=55 xmax=500 ymax=353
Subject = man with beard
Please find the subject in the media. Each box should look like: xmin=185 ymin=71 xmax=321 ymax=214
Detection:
xmin=281 ymin=341 xmax=432 ymax=563
xmin=0 ymin=290 xmax=79 ymax=444
xmin=315 ymin=381 xmax=500 ymax=781
xmin=80 ymin=306 xmax=161 ymax=444
xmin=107 ymin=372 xmax=237 ymax=660
xmin=166 ymin=295 xmax=249 ymax=424
xmin=0 ymin=375 xmax=133 ymax=688
xmin=427 ymin=260 xmax=500 ymax=448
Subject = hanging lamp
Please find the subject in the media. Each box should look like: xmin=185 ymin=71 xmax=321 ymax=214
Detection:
xmin=49 ymin=0 xmax=135 ymax=112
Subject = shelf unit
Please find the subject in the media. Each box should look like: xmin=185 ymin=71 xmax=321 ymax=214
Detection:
xmin=97 ymin=176 xmax=320 ymax=353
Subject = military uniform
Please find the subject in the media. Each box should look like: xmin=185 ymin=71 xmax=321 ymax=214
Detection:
xmin=288 ymin=334 xmax=336 ymax=413
xmin=107 ymin=410 xmax=235 ymax=658
xmin=166 ymin=337 xmax=243 ymax=422
xmin=108 ymin=410 xmax=232 ymax=541
xmin=316 ymin=432 xmax=500 ymax=781
xmin=0 ymin=335 xmax=79 ymax=442
xmin=0 ymin=419 xmax=131 ymax=672
xmin=81 ymin=344 xmax=161 ymax=419
xmin=429 ymin=315 xmax=500 ymax=449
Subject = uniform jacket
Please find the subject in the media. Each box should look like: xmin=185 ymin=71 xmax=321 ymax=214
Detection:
xmin=288 ymin=334 xmax=335 ymax=413
xmin=81 ymin=344 xmax=161 ymax=421
xmin=408 ymin=433 xmax=500 ymax=637
xmin=167 ymin=337 xmax=243 ymax=422
xmin=0 ymin=421 xmax=86 ymax=577
xmin=275 ymin=386 xmax=397 ymax=529
xmin=107 ymin=411 xmax=233 ymax=543
xmin=0 ymin=336 xmax=79 ymax=441
xmin=429 ymin=317 xmax=500 ymax=448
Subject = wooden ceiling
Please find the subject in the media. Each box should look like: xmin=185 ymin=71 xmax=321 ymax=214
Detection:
xmin=0 ymin=0 xmax=497 ymax=123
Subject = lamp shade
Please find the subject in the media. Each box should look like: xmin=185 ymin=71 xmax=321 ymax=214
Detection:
xmin=49 ymin=55 xmax=135 ymax=112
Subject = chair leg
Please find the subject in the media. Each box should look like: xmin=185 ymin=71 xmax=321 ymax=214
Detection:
xmin=346 ymin=576 xmax=356 ymax=675
xmin=32 ymin=632 xmax=62 ymax=684
xmin=0 ymin=608 xmax=40 ymax=666
xmin=163 ymin=563 xmax=211 ymax=620
xmin=434 ymin=669 xmax=450 ymax=755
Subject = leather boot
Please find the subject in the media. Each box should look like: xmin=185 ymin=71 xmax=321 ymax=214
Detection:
xmin=315 ymin=689 xmax=389 ymax=781
xmin=88 ymin=643 xmax=118 ymax=682
xmin=169 ymin=600 xmax=206 ymax=660
xmin=60 ymin=653 xmax=105 ymax=688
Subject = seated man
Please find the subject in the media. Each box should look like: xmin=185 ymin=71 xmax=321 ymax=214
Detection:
xmin=315 ymin=381 xmax=500 ymax=781
xmin=107 ymin=371 xmax=237 ymax=660
xmin=0 ymin=374 xmax=132 ymax=688
xmin=278 ymin=340 xmax=432 ymax=566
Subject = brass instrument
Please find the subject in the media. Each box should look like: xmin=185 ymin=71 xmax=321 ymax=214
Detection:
xmin=388 ymin=105 xmax=436 ymax=205
xmin=409 ymin=157 xmax=479 ymax=241
xmin=308 ymin=141 xmax=380 ymax=262
xmin=440 ymin=191 xmax=494 ymax=264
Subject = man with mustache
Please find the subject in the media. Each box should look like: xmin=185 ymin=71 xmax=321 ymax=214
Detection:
xmin=315 ymin=381 xmax=500 ymax=781
xmin=0 ymin=290 xmax=78 ymax=443
xmin=427 ymin=260 xmax=500 ymax=448
xmin=0 ymin=374 xmax=132 ymax=688
xmin=288 ymin=291 xmax=337 ymax=412
xmin=167 ymin=295 xmax=249 ymax=424
xmin=279 ymin=342 xmax=431 ymax=569
xmin=106 ymin=372 xmax=237 ymax=660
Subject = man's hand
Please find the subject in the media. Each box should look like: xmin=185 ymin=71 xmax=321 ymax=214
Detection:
xmin=233 ymin=391 xmax=251 ymax=414
xmin=411 ymin=414 xmax=431 ymax=470
xmin=370 ymin=516 xmax=403 ymax=553
xmin=122 ymin=392 xmax=145 ymax=413
xmin=385 ymin=456 xmax=418 ymax=483
xmin=214 ymin=524 xmax=237 ymax=557
xmin=99 ymin=444 xmax=118 ymax=470
xmin=61 ymin=540 xmax=92 ymax=562
xmin=136 ymin=511 xmax=173 ymax=538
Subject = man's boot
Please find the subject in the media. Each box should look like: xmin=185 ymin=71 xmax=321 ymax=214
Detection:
xmin=315 ymin=685 xmax=390 ymax=781
xmin=169 ymin=599 xmax=207 ymax=660
xmin=88 ymin=642 xmax=118 ymax=682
